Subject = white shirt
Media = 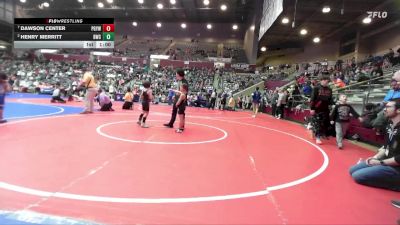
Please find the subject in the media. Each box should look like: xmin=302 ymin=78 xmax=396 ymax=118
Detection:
xmin=52 ymin=88 xmax=60 ymax=97
xmin=211 ymin=91 xmax=216 ymax=98
xmin=109 ymin=85 xmax=115 ymax=93
xmin=98 ymin=92 xmax=111 ymax=106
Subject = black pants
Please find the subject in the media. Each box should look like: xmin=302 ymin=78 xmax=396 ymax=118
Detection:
xmin=122 ymin=101 xmax=133 ymax=110
xmin=209 ymin=98 xmax=216 ymax=109
xmin=313 ymin=111 xmax=330 ymax=137
xmin=51 ymin=96 xmax=66 ymax=103
xmin=271 ymin=104 xmax=277 ymax=116
xmin=100 ymin=102 xmax=113 ymax=111
xmin=167 ymin=104 xmax=178 ymax=126
xmin=277 ymin=104 xmax=285 ymax=118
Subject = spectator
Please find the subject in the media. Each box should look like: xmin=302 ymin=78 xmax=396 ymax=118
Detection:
xmin=360 ymin=103 xmax=379 ymax=128
xmin=384 ymin=71 xmax=400 ymax=102
xmin=335 ymin=78 xmax=346 ymax=88
xmin=50 ymin=82 xmax=66 ymax=103
xmin=0 ymin=72 xmax=10 ymax=123
xmin=97 ymin=89 xmax=114 ymax=111
xmin=271 ymin=89 xmax=279 ymax=117
xmin=237 ymin=95 xmax=242 ymax=109
xmin=242 ymin=95 xmax=247 ymax=110
xmin=371 ymin=70 xmax=400 ymax=134
xmin=208 ymin=89 xmax=217 ymax=110
xmin=302 ymin=81 xmax=312 ymax=97
xmin=252 ymin=87 xmax=262 ymax=117
xmin=370 ymin=65 xmax=383 ymax=77
xmin=276 ymin=89 xmax=287 ymax=119
xmin=349 ymin=98 xmax=400 ymax=192
xmin=388 ymin=48 xmax=395 ymax=61
xmin=167 ymin=89 xmax=174 ymax=105
xmin=220 ymin=93 xmax=227 ymax=110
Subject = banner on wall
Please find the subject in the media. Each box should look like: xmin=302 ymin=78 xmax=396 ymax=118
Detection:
xmin=214 ymin=62 xmax=225 ymax=68
xmin=231 ymin=63 xmax=249 ymax=69
xmin=208 ymin=57 xmax=232 ymax=63
xmin=231 ymin=64 xmax=256 ymax=73
xmin=259 ymin=0 xmax=283 ymax=40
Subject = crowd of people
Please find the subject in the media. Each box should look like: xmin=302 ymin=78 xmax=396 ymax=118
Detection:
xmin=0 ymin=47 xmax=399 ymax=201
xmin=0 ymin=56 xmax=276 ymax=114
xmin=255 ymin=53 xmax=400 ymax=210
xmin=168 ymin=40 xmax=247 ymax=63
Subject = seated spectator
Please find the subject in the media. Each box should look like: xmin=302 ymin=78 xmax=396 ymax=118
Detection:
xmin=335 ymin=78 xmax=346 ymax=88
xmin=360 ymin=103 xmax=379 ymax=128
xmin=370 ymin=65 xmax=383 ymax=77
xmin=96 ymin=89 xmax=114 ymax=111
xmin=355 ymin=69 xmax=369 ymax=82
xmin=349 ymin=98 xmax=400 ymax=192
xmin=122 ymin=87 xmax=134 ymax=110
xmin=371 ymin=70 xmax=400 ymax=134
xmin=384 ymin=71 xmax=400 ymax=101
xmin=302 ymin=82 xmax=312 ymax=97
xmin=71 ymin=94 xmax=84 ymax=102
xmin=50 ymin=82 xmax=66 ymax=103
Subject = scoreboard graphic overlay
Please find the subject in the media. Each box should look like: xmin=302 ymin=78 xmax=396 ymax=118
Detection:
xmin=14 ymin=18 xmax=114 ymax=49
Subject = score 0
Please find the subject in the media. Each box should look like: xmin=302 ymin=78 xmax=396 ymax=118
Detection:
xmin=102 ymin=24 xmax=114 ymax=41
xmin=102 ymin=24 xmax=114 ymax=32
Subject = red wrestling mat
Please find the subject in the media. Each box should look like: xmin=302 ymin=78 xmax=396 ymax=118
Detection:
xmin=0 ymin=103 xmax=398 ymax=224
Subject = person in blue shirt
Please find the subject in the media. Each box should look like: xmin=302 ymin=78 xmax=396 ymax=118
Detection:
xmin=252 ymin=87 xmax=262 ymax=118
xmin=0 ymin=73 xmax=10 ymax=123
xmin=384 ymin=77 xmax=400 ymax=102
xmin=167 ymin=89 xmax=175 ymax=105
xmin=372 ymin=70 xmax=400 ymax=134
xmin=302 ymin=81 xmax=313 ymax=97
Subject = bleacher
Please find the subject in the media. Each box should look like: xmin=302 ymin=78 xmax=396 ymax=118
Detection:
xmin=173 ymin=41 xmax=218 ymax=61
xmin=116 ymin=39 xmax=171 ymax=58
xmin=335 ymin=64 xmax=400 ymax=113
xmin=223 ymin=43 xmax=247 ymax=63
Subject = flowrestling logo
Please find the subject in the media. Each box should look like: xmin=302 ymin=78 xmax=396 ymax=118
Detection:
xmin=367 ymin=11 xmax=388 ymax=19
